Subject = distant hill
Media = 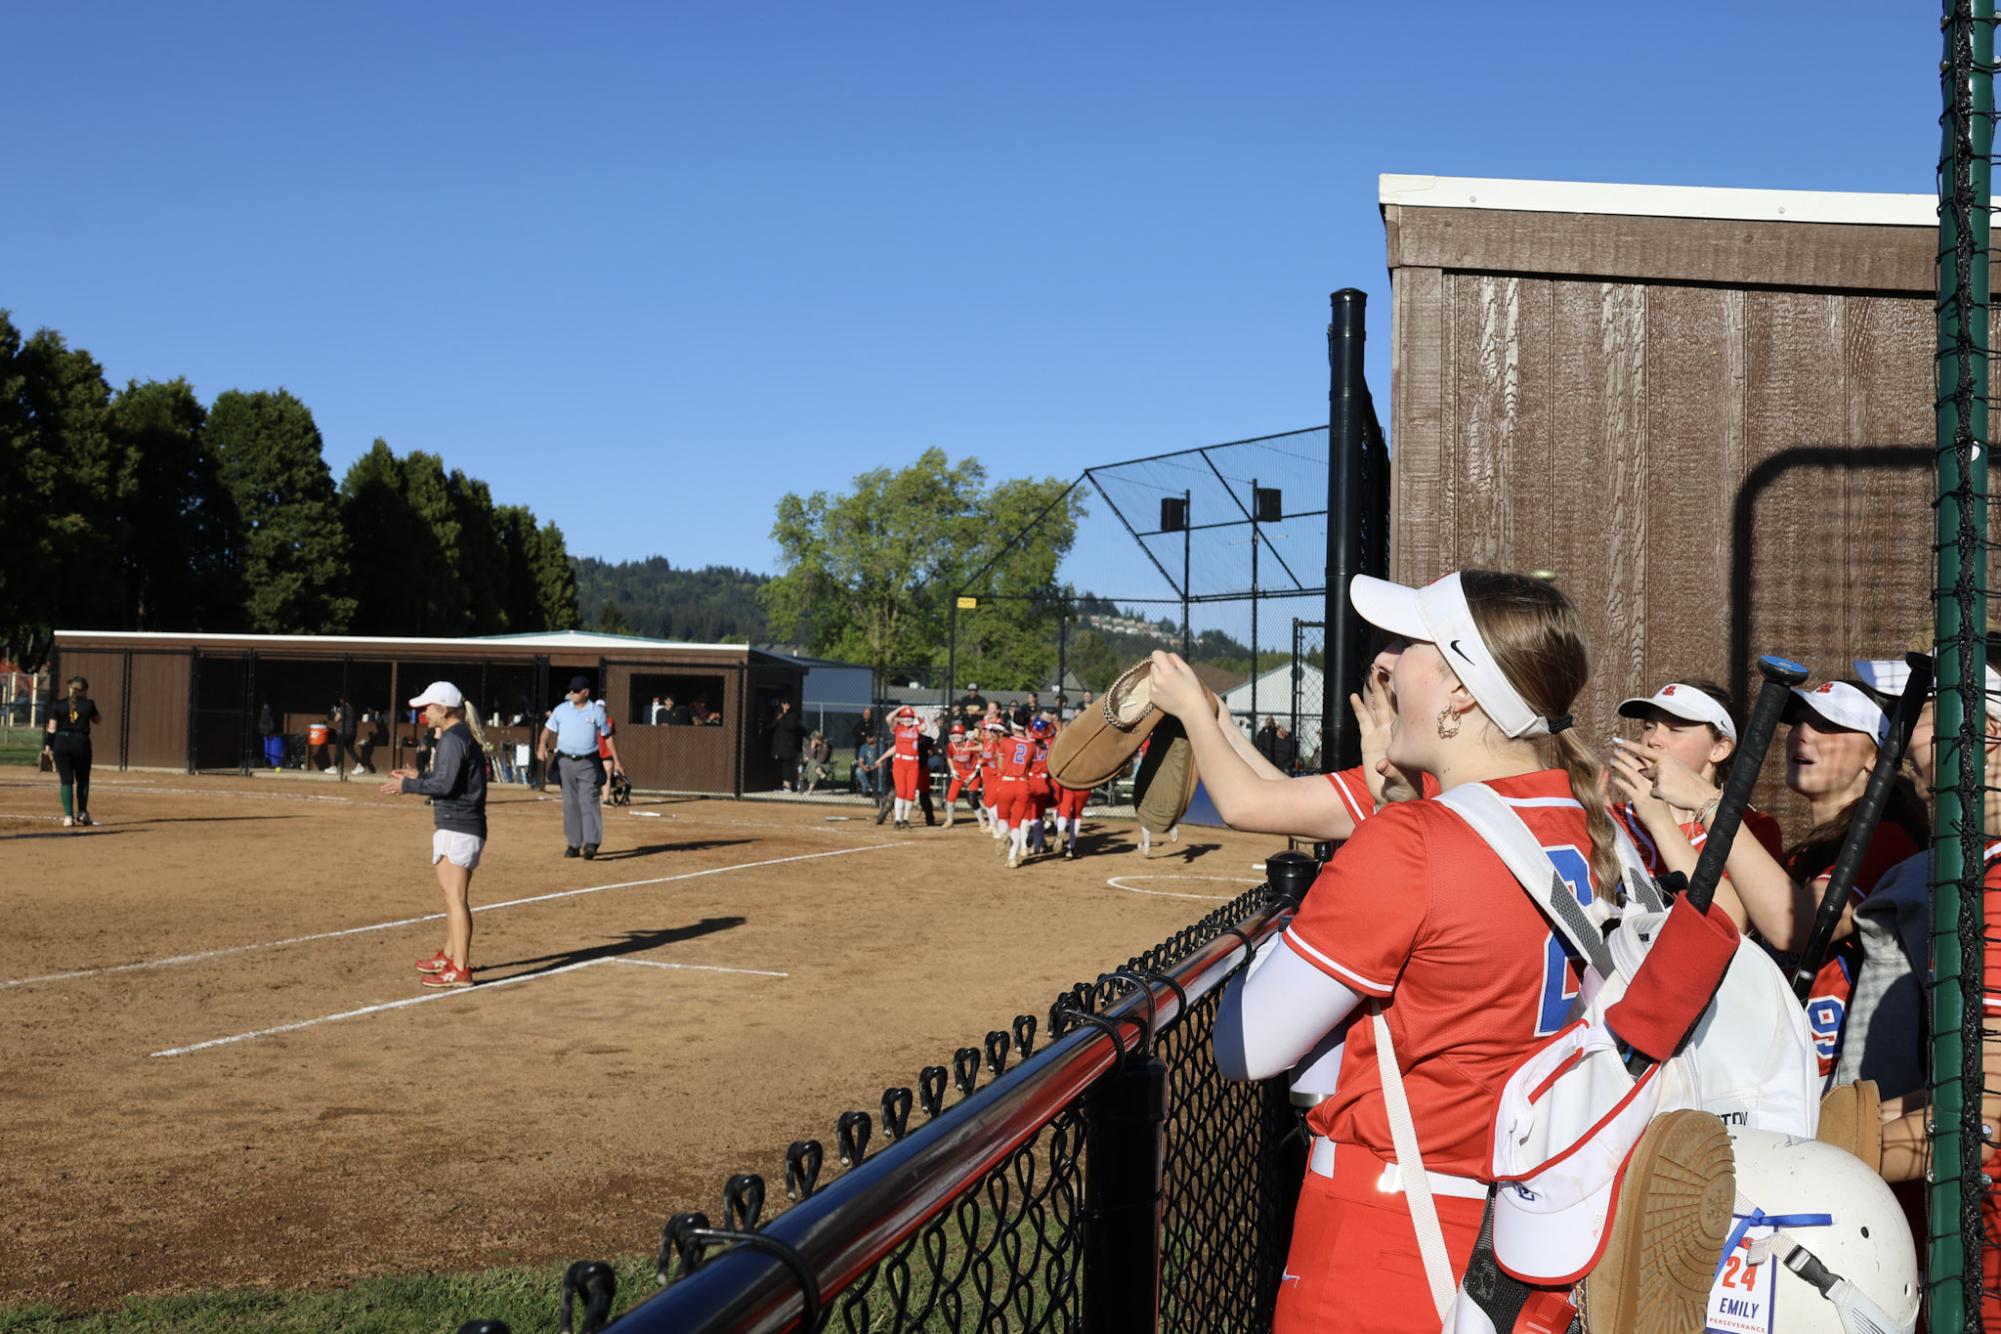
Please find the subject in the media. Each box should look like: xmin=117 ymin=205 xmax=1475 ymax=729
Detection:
xmin=571 ymin=556 xmax=770 ymax=644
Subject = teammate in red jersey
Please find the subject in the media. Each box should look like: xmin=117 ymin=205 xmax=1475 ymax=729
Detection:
xmin=942 ymin=722 xmax=981 ymax=827
xmin=978 ymin=718 xmax=1006 ymax=839
xmin=1024 ymin=717 xmax=1055 ymax=855
xmin=1605 ymin=679 xmax=1787 ymax=927
xmin=884 ymin=705 xmax=925 ymax=831
xmin=1154 ymin=570 xmax=1618 ymax=1333
xmin=991 ymin=719 xmax=1037 ymax=869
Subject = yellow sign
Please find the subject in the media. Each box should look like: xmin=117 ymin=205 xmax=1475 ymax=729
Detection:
xmin=956 ymin=596 xmax=979 ymax=609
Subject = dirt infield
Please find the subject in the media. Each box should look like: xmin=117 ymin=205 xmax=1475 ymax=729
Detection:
xmin=0 ymin=767 xmax=1275 ymax=1310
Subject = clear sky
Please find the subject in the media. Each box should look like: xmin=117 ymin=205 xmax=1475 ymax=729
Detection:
xmin=4 ymin=2 xmax=1939 ymax=580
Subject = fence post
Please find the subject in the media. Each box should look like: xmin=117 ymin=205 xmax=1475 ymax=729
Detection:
xmin=1082 ymin=1050 xmax=1167 ymax=1333
xmin=1325 ymin=288 xmax=1368 ymax=774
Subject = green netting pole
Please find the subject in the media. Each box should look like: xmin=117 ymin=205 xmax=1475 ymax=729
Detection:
xmin=1935 ymin=2 xmax=1992 ymax=1329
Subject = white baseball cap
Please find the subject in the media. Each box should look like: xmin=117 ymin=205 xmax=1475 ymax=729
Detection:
xmin=1489 ymin=1021 xmax=1668 ymax=1285
xmin=407 ymin=681 xmax=464 ymax=710
xmin=1616 ymin=683 xmax=1738 ymax=742
xmin=1349 ymin=572 xmax=1555 ymax=738
xmin=1782 ymin=681 xmax=1889 ymax=744
xmin=1853 ymin=655 xmax=2001 ymax=698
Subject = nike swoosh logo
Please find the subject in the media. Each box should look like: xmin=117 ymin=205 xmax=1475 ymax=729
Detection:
xmin=1448 ymin=639 xmax=1473 ymax=662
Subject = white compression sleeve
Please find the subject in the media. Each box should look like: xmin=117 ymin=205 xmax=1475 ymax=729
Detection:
xmin=1212 ymin=931 xmax=1365 ymax=1082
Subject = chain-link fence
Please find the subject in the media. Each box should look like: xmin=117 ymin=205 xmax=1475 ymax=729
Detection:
xmin=1934 ymin=4 xmax=1994 ymax=1329
xmin=478 ymin=878 xmax=1301 ymax=1333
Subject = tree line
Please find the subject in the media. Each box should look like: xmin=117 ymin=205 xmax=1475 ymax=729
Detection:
xmin=0 ymin=312 xmax=579 ymax=669
xmin=574 ymin=556 xmax=770 ymax=643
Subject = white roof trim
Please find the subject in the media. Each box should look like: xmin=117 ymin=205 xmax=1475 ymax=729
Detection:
xmin=53 ymin=629 xmax=750 ymax=653
xmin=1379 ymin=174 xmax=1935 ymax=228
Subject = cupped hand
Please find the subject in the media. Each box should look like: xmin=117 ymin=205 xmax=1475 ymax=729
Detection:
xmin=379 ymin=779 xmax=403 ymax=796
xmin=1612 ymin=737 xmax=1718 ymax=812
xmin=1146 ymin=651 xmax=1209 ymax=720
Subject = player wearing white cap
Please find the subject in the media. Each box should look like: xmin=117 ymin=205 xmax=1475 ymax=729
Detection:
xmin=1172 ymin=569 xmax=1617 ymax=1334
xmin=1777 ymin=681 xmax=1928 ymax=1079
xmin=1607 ymin=679 xmax=1792 ymax=934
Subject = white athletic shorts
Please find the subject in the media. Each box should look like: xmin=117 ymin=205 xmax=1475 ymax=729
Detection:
xmin=431 ymin=829 xmax=484 ymax=870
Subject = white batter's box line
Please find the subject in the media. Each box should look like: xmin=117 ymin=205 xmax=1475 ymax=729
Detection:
xmin=150 ymin=951 xmax=785 ymax=1057
xmin=3 ymin=842 xmax=904 ymax=990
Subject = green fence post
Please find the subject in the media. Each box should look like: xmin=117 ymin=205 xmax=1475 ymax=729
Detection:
xmin=1934 ymin=3 xmax=1992 ymax=1329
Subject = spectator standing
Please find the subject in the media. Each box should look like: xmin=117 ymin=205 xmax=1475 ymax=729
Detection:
xmin=383 ymin=681 xmax=488 ymax=989
xmin=332 ymin=694 xmax=364 ymax=777
xmin=256 ymin=701 xmax=277 ymax=769
xmin=956 ymin=683 xmax=987 ymax=721
xmin=537 ymin=675 xmax=613 ymax=859
xmin=765 ymin=699 xmax=805 ymax=790
xmin=852 ymin=706 xmax=881 ymax=797
xmin=43 ymin=675 xmax=100 ymax=828
xmin=649 ymin=696 xmax=666 ymax=725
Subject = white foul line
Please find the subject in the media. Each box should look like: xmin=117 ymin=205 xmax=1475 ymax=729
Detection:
xmin=3 ymin=843 xmax=899 ymax=990
xmin=152 ymin=951 xmax=787 ymax=1057
xmin=612 ymin=958 xmax=789 ymax=978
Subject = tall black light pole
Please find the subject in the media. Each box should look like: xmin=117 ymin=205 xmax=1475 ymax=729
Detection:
xmin=1325 ymin=289 xmax=1369 ymax=774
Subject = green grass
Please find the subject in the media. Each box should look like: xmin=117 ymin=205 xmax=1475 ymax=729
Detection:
xmin=0 ymin=730 xmax=44 ymax=767
xmin=0 ymin=1255 xmax=663 ymax=1334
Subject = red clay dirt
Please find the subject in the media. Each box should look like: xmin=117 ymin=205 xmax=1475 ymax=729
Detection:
xmin=0 ymin=767 xmax=1276 ymax=1309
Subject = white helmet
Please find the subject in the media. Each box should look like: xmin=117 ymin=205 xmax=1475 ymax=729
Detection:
xmin=1715 ymin=1126 xmax=1918 ymax=1334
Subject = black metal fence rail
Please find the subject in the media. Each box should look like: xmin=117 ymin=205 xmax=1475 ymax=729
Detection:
xmin=610 ymin=881 xmax=1297 ymax=1334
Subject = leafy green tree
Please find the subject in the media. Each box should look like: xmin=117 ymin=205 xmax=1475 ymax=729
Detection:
xmin=339 ymin=439 xmax=418 ymax=635
xmin=447 ymin=470 xmax=507 ymax=632
xmin=760 ymin=449 xmax=1082 ymax=687
xmin=595 ymin=599 xmax=631 ymax=634
xmin=494 ymin=505 xmax=547 ymax=632
xmin=1062 ymin=626 xmax=1121 ymax=693
xmin=572 ymin=555 xmax=769 ymax=642
xmin=0 ymin=323 xmax=122 ymax=666
xmin=527 ymin=519 xmax=579 ymax=629
xmin=108 ymin=378 xmax=242 ymax=630
xmin=208 ymin=389 xmax=355 ymax=633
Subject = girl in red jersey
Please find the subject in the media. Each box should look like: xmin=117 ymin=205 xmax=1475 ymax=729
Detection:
xmin=885 ymin=706 xmax=925 ymax=831
xmin=1025 ymin=716 xmax=1054 ymax=855
xmin=942 ymin=722 xmax=981 ymax=827
xmin=1606 ymin=679 xmax=1789 ymax=929
xmin=1152 ymin=570 xmax=1620 ymax=1334
xmin=979 ymin=719 xmax=1007 ymax=841
xmin=991 ymin=718 xmax=1036 ymax=869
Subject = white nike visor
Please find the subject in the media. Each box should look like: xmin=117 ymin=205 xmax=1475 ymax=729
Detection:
xmin=1782 ymin=681 xmax=1890 ymax=745
xmin=1616 ymin=684 xmax=1737 ymax=743
xmin=1349 ymin=572 xmax=1554 ymax=739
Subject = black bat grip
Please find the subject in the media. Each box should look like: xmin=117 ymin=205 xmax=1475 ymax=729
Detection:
xmin=1683 ymin=655 xmax=1808 ymax=914
xmin=1790 ymin=653 xmax=1932 ymax=1001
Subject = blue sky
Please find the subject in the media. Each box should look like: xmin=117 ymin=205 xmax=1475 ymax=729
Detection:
xmin=4 ymin=3 xmax=1939 ymax=583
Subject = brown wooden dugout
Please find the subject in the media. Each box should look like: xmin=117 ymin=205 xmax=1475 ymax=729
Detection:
xmin=48 ymin=629 xmax=805 ymax=796
xmin=1380 ymin=175 xmax=1952 ymax=819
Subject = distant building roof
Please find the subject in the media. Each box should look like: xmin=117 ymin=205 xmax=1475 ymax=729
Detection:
xmin=1189 ymin=662 xmax=1249 ymax=695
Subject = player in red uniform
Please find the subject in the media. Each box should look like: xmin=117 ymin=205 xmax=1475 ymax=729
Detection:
xmin=979 ymin=718 xmax=1006 ymax=840
xmin=1605 ymin=679 xmax=1788 ymax=926
xmin=885 ymin=705 xmax=925 ymax=831
xmin=1051 ymin=712 xmax=1091 ymax=859
xmin=991 ymin=718 xmax=1037 ymax=869
xmin=1024 ymin=716 xmax=1055 ymax=855
xmin=942 ymin=722 xmax=981 ymax=827
xmin=1154 ymin=570 xmax=1618 ymax=1333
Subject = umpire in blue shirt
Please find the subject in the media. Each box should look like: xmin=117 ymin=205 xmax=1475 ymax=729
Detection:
xmin=538 ymin=675 xmax=612 ymax=858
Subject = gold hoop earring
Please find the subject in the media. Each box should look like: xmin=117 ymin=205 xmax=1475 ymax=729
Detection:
xmin=1436 ymin=708 xmax=1461 ymax=741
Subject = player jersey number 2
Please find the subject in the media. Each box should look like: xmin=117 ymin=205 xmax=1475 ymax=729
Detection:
xmin=1536 ymin=845 xmax=1594 ymax=1037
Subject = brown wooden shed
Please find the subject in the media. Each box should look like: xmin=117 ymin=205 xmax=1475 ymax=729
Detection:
xmin=49 ymin=629 xmax=805 ymax=796
xmin=1381 ymin=174 xmax=1942 ymax=821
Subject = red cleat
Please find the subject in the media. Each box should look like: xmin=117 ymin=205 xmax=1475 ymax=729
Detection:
xmin=420 ymin=962 xmax=472 ymax=987
xmin=416 ymin=950 xmax=451 ymax=973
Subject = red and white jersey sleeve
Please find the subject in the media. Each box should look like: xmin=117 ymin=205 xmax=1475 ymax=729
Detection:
xmin=1324 ymin=765 xmax=1443 ymax=832
xmin=1283 ymin=806 xmax=1429 ymax=998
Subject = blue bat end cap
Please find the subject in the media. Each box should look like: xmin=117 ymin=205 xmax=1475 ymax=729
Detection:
xmin=1758 ymin=654 xmax=1809 ymax=685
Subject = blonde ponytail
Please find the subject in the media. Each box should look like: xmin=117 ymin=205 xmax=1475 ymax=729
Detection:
xmin=1461 ymin=570 xmax=1622 ymax=902
xmin=1552 ymin=728 xmax=1622 ymax=903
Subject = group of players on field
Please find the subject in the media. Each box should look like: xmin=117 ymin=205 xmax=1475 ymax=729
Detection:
xmin=877 ymin=703 xmax=1098 ymax=868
